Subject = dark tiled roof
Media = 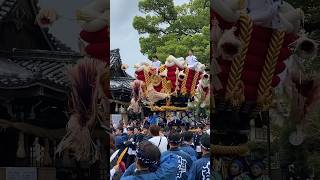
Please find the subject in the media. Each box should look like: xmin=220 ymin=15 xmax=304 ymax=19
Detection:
xmin=0 ymin=0 xmax=75 ymax=52
xmin=110 ymin=49 xmax=131 ymax=78
xmin=0 ymin=49 xmax=82 ymax=89
xmin=0 ymin=0 xmax=16 ymax=21
xmin=0 ymin=49 xmax=134 ymax=93
xmin=110 ymin=49 xmax=133 ymax=91
xmin=42 ymin=28 xmax=75 ymax=52
xmin=110 ymin=77 xmax=133 ymax=92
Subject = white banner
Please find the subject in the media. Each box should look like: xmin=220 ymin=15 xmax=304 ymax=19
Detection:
xmin=111 ymin=114 xmax=122 ymax=128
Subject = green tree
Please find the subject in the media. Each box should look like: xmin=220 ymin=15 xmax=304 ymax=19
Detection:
xmin=287 ymin=0 xmax=320 ymax=32
xmin=133 ymin=0 xmax=210 ymax=64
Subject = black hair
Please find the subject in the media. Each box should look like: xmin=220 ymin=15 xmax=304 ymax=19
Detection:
xmin=200 ymin=133 xmax=210 ymax=150
xmin=168 ymin=132 xmax=182 ymax=145
xmin=183 ymin=131 xmax=193 ymax=142
xmin=136 ymin=141 xmax=161 ymax=171
xmin=134 ymin=126 xmax=141 ymax=132
xmin=149 ymin=125 xmax=160 ymax=136
xmin=176 ymin=127 xmax=182 ymax=133
xmin=127 ymin=126 xmax=134 ymax=131
xmin=117 ymin=127 xmax=123 ymax=132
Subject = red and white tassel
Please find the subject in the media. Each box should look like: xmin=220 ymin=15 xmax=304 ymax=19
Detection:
xmin=217 ymin=27 xmax=241 ymax=61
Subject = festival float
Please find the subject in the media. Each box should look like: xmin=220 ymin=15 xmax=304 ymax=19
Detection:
xmin=211 ymin=0 xmax=318 ymax=176
xmin=128 ymin=55 xmax=210 ymax=128
xmin=35 ymin=0 xmax=109 ymax=162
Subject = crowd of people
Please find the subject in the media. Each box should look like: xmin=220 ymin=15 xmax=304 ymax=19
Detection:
xmin=110 ymin=121 xmax=211 ymax=180
xmin=212 ymin=159 xmax=270 ymax=180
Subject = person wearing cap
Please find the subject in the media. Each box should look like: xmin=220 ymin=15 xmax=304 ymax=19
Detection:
xmin=188 ymin=133 xmax=219 ymax=180
xmin=121 ymin=140 xmax=178 ymax=180
xmin=180 ymin=131 xmax=198 ymax=161
xmin=133 ymin=127 xmax=144 ymax=143
xmin=228 ymin=159 xmax=251 ymax=180
xmin=148 ymin=125 xmax=168 ymax=153
xmin=249 ymin=161 xmax=269 ymax=180
xmin=162 ymin=132 xmax=193 ymax=180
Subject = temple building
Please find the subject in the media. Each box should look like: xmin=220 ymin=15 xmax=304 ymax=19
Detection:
xmin=0 ymin=0 xmax=107 ymax=179
xmin=109 ymin=49 xmax=134 ymax=124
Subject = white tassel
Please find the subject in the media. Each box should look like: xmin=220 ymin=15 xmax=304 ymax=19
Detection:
xmin=217 ymin=27 xmax=241 ymax=60
xmin=178 ymin=70 xmax=186 ymax=81
xmin=33 ymin=137 xmax=42 ymax=163
xmin=16 ymin=132 xmax=26 ymax=158
xmin=294 ymin=31 xmax=318 ymax=59
xmin=212 ymin=0 xmax=241 ymax=22
xmin=159 ymin=69 xmax=168 ymax=78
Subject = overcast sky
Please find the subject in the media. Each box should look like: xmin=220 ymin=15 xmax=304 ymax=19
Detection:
xmin=111 ymin=0 xmax=190 ymax=75
xmin=40 ymin=0 xmax=91 ymax=52
xmin=39 ymin=0 xmax=190 ymax=76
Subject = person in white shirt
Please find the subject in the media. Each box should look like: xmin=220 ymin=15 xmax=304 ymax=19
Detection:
xmin=148 ymin=125 xmax=168 ymax=153
xmin=186 ymin=49 xmax=199 ymax=69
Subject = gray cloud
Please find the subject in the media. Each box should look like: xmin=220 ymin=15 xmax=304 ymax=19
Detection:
xmin=40 ymin=0 xmax=191 ymax=76
xmin=40 ymin=0 xmax=92 ymax=52
xmin=110 ymin=0 xmax=190 ymax=76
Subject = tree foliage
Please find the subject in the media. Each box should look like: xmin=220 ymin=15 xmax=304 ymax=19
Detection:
xmin=133 ymin=0 xmax=210 ymax=64
xmin=287 ymin=0 xmax=320 ymax=32
xmin=272 ymin=1 xmax=320 ymax=178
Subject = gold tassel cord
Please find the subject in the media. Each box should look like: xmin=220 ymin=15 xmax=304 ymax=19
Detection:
xmin=257 ymin=31 xmax=285 ymax=111
xmin=191 ymin=71 xmax=200 ymax=96
xmin=181 ymin=68 xmax=189 ymax=95
xmin=225 ymin=12 xmax=253 ymax=106
xmin=144 ymin=69 xmax=151 ymax=86
xmin=159 ymin=65 xmax=167 ymax=93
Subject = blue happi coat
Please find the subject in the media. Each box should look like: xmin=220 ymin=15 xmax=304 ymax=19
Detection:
xmin=162 ymin=147 xmax=193 ymax=180
xmin=188 ymin=154 xmax=218 ymax=180
xmin=115 ymin=133 xmax=129 ymax=151
xmin=148 ymin=114 xmax=158 ymax=125
xmin=179 ymin=143 xmax=198 ymax=161
xmin=120 ymin=153 xmax=178 ymax=180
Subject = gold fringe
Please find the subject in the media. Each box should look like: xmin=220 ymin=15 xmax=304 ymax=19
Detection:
xmin=181 ymin=68 xmax=189 ymax=95
xmin=191 ymin=71 xmax=200 ymax=96
xmin=147 ymin=105 xmax=188 ymax=111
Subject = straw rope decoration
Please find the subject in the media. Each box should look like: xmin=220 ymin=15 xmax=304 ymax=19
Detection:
xmin=225 ymin=12 xmax=253 ymax=106
xmin=181 ymin=68 xmax=189 ymax=95
xmin=211 ymin=144 xmax=249 ymax=156
xmin=257 ymin=31 xmax=285 ymax=111
xmin=191 ymin=71 xmax=200 ymax=96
